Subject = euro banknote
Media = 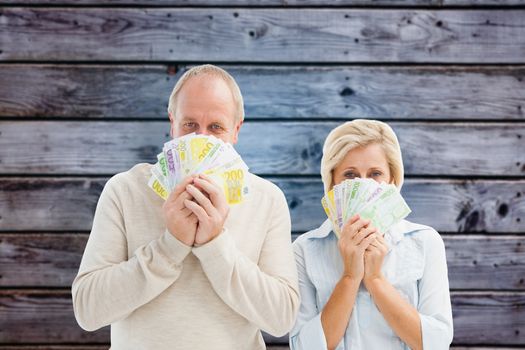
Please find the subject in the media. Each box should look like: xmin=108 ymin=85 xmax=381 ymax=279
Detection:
xmin=148 ymin=133 xmax=250 ymax=205
xmin=322 ymin=178 xmax=411 ymax=238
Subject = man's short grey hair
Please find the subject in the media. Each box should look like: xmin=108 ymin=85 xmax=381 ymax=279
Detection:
xmin=167 ymin=64 xmax=245 ymax=123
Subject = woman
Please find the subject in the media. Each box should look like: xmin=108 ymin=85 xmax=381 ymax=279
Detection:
xmin=289 ymin=120 xmax=453 ymax=350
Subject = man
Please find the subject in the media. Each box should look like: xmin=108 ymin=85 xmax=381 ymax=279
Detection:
xmin=72 ymin=64 xmax=300 ymax=349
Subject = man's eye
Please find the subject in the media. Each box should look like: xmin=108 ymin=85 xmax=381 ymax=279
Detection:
xmin=184 ymin=122 xmax=196 ymax=128
xmin=210 ymin=124 xmax=223 ymax=130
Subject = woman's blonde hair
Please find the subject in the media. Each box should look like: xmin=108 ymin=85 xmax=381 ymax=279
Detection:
xmin=321 ymin=119 xmax=404 ymax=194
xmin=167 ymin=64 xmax=245 ymax=123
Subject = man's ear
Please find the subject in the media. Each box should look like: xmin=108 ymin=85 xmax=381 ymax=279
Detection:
xmin=231 ymin=119 xmax=244 ymax=145
xmin=168 ymin=112 xmax=175 ymax=138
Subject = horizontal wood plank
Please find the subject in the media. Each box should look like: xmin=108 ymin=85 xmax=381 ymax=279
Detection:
xmin=0 ymin=0 xmax=440 ymax=5
xmin=1 ymin=65 xmax=524 ymax=120
xmin=3 ymin=0 xmax=525 ymax=6
xmin=0 ymin=290 xmax=523 ymax=345
xmin=274 ymin=177 xmax=525 ymax=233
xmin=443 ymin=236 xmax=525 ymax=290
xmin=0 ymin=234 xmax=87 ymax=287
xmin=1 ymin=9 xmax=525 ymax=63
xmin=0 ymin=121 xmax=523 ymax=176
xmin=1 ymin=233 xmax=524 ymax=290
xmin=0 ymin=177 xmax=523 ymax=233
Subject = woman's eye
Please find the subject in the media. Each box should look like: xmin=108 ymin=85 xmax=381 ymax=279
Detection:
xmin=371 ymin=172 xmax=383 ymax=177
xmin=344 ymin=172 xmax=357 ymax=178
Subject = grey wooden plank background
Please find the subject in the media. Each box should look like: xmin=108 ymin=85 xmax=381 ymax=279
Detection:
xmin=1 ymin=234 xmax=524 ymax=290
xmin=3 ymin=0 xmax=525 ymax=6
xmin=0 ymin=121 xmax=523 ymax=176
xmin=1 ymin=177 xmax=523 ymax=233
xmin=0 ymin=0 xmax=524 ymax=348
xmin=0 ymin=290 xmax=523 ymax=345
xmin=1 ymin=65 xmax=525 ymax=120
xmin=1 ymin=8 xmax=525 ymax=63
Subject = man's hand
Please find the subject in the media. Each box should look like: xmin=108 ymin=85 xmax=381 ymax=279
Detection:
xmin=162 ymin=176 xmax=198 ymax=246
xmin=184 ymin=174 xmax=229 ymax=245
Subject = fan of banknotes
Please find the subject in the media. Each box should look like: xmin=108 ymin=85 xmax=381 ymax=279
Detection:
xmin=148 ymin=133 xmax=250 ymax=205
xmin=322 ymin=178 xmax=411 ymax=238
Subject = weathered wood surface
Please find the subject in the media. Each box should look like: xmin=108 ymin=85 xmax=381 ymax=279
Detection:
xmin=1 ymin=233 xmax=524 ymax=290
xmin=0 ymin=290 xmax=523 ymax=344
xmin=443 ymin=236 xmax=525 ymax=290
xmin=3 ymin=0 xmax=525 ymax=6
xmin=1 ymin=9 xmax=525 ymax=63
xmin=275 ymin=178 xmax=524 ymax=233
xmin=0 ymin=234 xmax=88 ymax=287
xmin=0 ymin=121 xmax=523 ymax=176
xmin=2 ymin=65 xmax=525 ymax=120
xmin=0 ymin=177 xmax=523 ymax=233
xmin=452 ymin=292 xmax=525 ymax=345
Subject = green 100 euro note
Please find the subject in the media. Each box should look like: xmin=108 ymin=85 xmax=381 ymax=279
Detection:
xmin=322 ymin=178 xmax=411 ymax=238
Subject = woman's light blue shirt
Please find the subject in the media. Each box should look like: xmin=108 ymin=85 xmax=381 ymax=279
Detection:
xmin=289 ymin=219 xmax=453 ymax=350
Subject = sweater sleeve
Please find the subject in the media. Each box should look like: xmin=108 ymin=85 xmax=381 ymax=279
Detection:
xmin=192 ymin=187 xmax=300 ymax=337
xmin=71 ymin=175 xmax=191 ymax=331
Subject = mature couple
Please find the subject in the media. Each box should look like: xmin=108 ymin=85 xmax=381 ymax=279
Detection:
xmin=72 ymin=65 xmax=453 ymax=350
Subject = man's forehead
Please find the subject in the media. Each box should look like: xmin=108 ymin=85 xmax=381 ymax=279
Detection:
xmin=177 ymin=115 xmax=232 ymax=124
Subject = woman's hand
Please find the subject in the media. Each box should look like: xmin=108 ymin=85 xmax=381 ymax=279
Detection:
xmin=363 ymin=233 xmax=389 ymax=288
xmin=338 ymin=215 xmax=378 ymax=281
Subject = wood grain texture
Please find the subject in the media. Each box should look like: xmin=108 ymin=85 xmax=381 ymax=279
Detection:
xmin=443 ymin=236 xmax=525 ymax=290
xmin=1 ymin=233 xmax=524 ymax=290
xmin=0 ymin=65 xmax=175 ymax=119
xmin=0 ymin=177 xmax=523 ymax=233
xmin=0 ymin=234 xmax=87 ymax=287
xmin=0 ymin=0 xmax=441 ymax=6
xmin=0 ymin=291 xmax=109 ymax=343
xmin=0 ymin=121 xmax=523 ymax=176
xmin=452 ymin=291 xmax=525 ymax=345
xmin=273 ymin=177 xmax=525 ymax=233
xmin=1 ymin=9 xmax=525 ymax=63
xmin=4 ymin=0 xmax=525 ymax=6
xmin=1 ymin=290 xmax=523 ymax=345
xmin=1 ymin=65 xmax=524 ymax=120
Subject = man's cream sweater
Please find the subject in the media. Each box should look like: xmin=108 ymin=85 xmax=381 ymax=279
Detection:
xmin=72 ymin=163 xmax=300 ymax=349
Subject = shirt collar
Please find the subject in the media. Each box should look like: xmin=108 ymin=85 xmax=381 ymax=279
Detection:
xmin=384 ymin=220 xmax=406 ymax=249
xmin=307 ymin=219 xmax=334 ymax=239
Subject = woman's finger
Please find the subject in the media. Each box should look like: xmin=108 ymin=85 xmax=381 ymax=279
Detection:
xmin=353 ymin=225 xmax=377 ymax=244
xmin=348 ymin=218 xmax=371 ymax=238
xmin=359 ymin=232 xmax=378 ymax=249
